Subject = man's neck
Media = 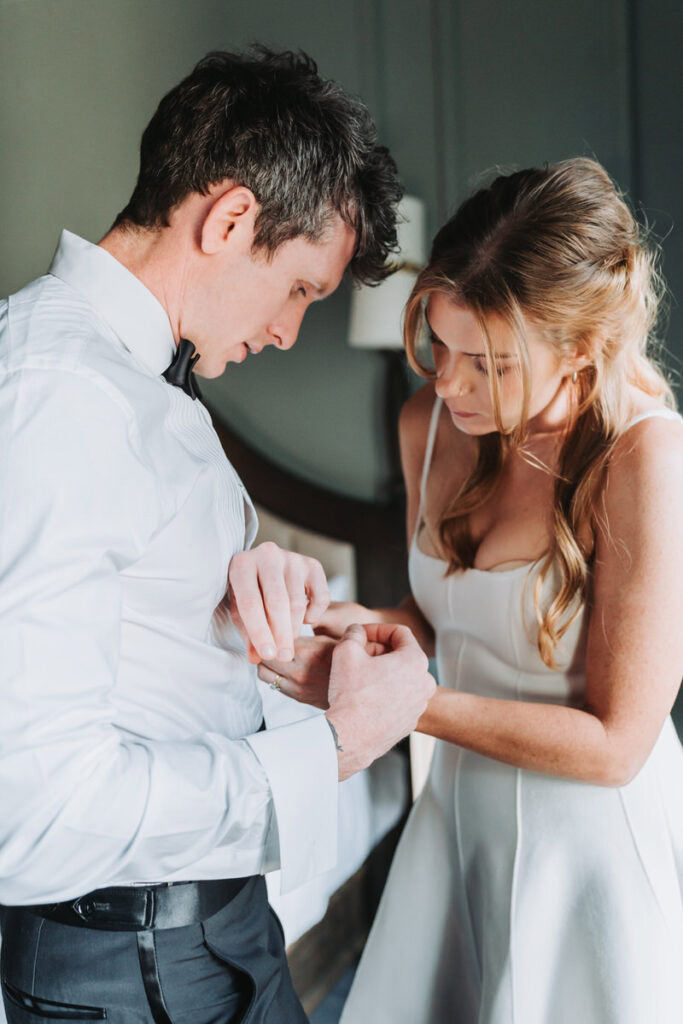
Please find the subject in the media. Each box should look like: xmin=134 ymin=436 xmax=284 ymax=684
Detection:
xmin=98 ymin=225 xmax=189 ymax=345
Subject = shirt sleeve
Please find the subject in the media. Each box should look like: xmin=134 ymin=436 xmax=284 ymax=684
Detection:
xmin=0 ymin=366 xmax=337 ymax=903
xmin=248 ymin=697 xmax=338 ymax=894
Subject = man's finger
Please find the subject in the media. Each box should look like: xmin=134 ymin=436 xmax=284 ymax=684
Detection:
xmin=257 ymin=568 xmax=294 ymax=660
xmin=229 ymin=574 xmax=277 ymax=660
xmin=302 ymin=559 xmax=330 ymax=624
xmin=228 ymin=598 xmax=263 ymax=664
xmin=364 ymin=641 xmax=389 ymax=657
xmin=341 ymin=623 xmax=367 ymax=646
xmin=283 ymin=563 xmax=309 ymax=642
xmin=360 ymin=622 xmax=420 ymax=651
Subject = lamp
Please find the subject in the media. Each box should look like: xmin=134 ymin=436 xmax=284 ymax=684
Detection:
xmin=348 ymin=195 xmax=426 ymax=497
xmin=348 ymin=195 xmax=426 ymax=350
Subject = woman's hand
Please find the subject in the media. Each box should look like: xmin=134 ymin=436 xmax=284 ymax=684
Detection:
xmin=316 ymin=598 xmax=435 ymax=658
xmin=313 ymin=601 xmax=378 ymax=640
xmin=258 ymin=632 xmax=387 ymax=709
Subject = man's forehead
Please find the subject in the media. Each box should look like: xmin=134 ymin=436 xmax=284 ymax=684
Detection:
xmin=296 ymin=218 xmax=357 ymax=289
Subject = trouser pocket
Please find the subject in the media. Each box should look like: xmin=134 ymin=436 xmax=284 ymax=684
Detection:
xmin=197 ymin=942 xmax=255 ymax=1024
xmin=2 ymin=979 xmax=107 ymax=1019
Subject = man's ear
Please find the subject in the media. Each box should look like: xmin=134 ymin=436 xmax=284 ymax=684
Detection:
xmin=200 ymin=186 xmax=258 ymax=256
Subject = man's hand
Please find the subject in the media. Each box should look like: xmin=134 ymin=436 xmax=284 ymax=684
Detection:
xmin=228 ymin=543 xmax=330 ymax=663
xmin=257 ymin=633 xmax=388 ymax=709
xmin=325 ymin=622 xmax=437 ymax=780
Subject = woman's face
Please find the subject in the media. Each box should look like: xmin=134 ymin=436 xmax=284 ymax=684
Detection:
xmin=425 ymin=294 xmax=572 ymax=436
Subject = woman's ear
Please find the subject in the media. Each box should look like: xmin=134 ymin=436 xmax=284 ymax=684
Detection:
xmin=200 ymin=186 xmax=258 ymax=256
xmin=563 ymin=333 xmax=603 ymax=379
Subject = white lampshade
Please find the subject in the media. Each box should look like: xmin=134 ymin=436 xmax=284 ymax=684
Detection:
xmin=348 ymin=268 xmax=418 ymax=350
xmin=348 ymin=194 xmax=426 ymax=350
xmin=396 ymin=194 xmax=427 ymax=267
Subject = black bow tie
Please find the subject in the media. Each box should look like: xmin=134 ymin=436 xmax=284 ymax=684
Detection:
xmin=162 ymin=338 xmax=202 ymax=400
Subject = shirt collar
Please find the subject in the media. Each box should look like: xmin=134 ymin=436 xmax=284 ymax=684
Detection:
xmin=48 ymin=229 xmax=176 ymax=376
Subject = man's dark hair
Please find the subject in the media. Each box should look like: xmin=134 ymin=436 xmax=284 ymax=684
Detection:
xmin=113 ymin=47 xmax=402 ymax=285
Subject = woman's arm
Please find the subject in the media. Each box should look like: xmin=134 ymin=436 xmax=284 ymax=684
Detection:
xmin=417 ymin=417 xmax=683 ymax=786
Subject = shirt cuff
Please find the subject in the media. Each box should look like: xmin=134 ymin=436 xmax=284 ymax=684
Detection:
xmin=246 ymin=714 xmax=338 ymax=894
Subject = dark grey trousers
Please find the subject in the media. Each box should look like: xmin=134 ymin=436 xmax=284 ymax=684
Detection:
xmin=0 ymin=877 xmax=308 ymax=1023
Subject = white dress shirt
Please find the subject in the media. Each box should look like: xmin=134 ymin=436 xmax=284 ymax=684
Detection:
xmin=0 ymin=230 xmax=338 ymax=904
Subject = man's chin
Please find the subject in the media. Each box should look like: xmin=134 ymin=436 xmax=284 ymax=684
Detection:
xmin=225 ymin=342 xmax=249 ymax=367
xmin=194 ymin=342 xmax=251 ymax=378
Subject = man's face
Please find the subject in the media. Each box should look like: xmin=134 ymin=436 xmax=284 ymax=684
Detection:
xmin=186 ymin=215 xmax=357 ymax=378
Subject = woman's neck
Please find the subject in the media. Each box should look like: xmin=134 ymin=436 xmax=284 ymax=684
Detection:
xmin=524 ymin=379 xmax=575 ymax=439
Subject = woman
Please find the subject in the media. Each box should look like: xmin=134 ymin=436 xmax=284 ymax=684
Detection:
xmin=264 ymin=158 xmax=683 ymax=1023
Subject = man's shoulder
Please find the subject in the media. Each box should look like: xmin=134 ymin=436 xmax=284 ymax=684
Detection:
xmin=1 ymin=274 xmax=167 ymax=432
xmin=4 ymin=274 xmax=122 ymax=375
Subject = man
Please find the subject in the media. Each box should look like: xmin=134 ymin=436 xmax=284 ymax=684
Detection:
xmin=0 ymin=47 xmax=435 ymax=1023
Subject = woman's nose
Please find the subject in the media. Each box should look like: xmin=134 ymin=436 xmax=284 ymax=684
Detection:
xmin=434 ymin=359 xmax=472 ymax=398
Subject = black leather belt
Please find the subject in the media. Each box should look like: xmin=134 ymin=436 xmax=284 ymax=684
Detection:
xmin=29 ymin=876 xmax=252 ymax=932
xmin=24 ymin=877 xmax=255 ymax=1024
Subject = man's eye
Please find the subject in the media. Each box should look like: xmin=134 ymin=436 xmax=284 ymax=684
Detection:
xmin=297 ymin=285 xmax=307 ymax=298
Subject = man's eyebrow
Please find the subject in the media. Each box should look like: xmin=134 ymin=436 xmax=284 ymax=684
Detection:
xmin=424 ymin=314 xmax=515 ymax=358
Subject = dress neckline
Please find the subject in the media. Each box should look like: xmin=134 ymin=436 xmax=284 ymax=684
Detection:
xmin=412 ymin=396 xmax=682 ymax=580
xmin=410 ymin=532 xmax=540 ymax=577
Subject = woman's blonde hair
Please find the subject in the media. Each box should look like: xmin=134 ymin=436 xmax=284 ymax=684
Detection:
xmin=404 ymin=158 xmax=676 ymax=667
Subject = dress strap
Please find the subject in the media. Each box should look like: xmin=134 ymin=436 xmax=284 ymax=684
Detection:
xmin=620 ymin=408 xmax=682 ymax=434
xmin=417 ymin=396 xmax=444 ymax=518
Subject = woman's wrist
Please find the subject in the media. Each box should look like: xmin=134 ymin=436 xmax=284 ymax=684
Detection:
xmin=416 ymin=685 xmax=446 ymax=735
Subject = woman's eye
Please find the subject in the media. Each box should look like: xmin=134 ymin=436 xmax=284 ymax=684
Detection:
xmin=428 ymin=332 xmax=444 ymax=348
xmin=297 ymin=285 xmax=307 ymax=298
xmin=473 ymin=358 xmax=509 ymax=378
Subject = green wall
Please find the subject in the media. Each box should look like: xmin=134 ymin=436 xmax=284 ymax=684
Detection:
xmin=1 ymin=0 xmax=681 ymax=500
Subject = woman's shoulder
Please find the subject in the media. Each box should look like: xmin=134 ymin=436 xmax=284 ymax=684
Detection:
xmin=400 ymin=382 xmax=438 ymax=428
xmin=397 ymin=385 xmax=434 ymax=488
xmin=398 ymin=383 xmax=440 ymax=459
xmin=602 ymin=396 xmax=683 ymax=531
xmin=611 ymin=395 xmax=683 ymax=466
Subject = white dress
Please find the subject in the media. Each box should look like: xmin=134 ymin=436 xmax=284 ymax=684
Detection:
xmin=340 ymin=401 xmax=683 ymax=1024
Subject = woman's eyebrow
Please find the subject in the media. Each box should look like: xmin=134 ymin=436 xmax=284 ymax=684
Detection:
xmin=425 ymin=314 xmax=515 ymax=358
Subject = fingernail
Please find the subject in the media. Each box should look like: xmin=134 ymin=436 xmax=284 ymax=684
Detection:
xmin=262 ymin=645 xmax=276 ymax=659
xmin=278 ymin=648 xmax=293 ymax=661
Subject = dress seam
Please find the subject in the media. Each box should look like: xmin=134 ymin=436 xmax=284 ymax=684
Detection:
xmin=509 ymin=762 xmax=522 ymax=1024
xmin=453 ymin=636 xmax=482 ymax=988
xmin=453 ymin=637 xmax=468 ymax=885
xmin=617 ymin=785 xmax=673 ymax=934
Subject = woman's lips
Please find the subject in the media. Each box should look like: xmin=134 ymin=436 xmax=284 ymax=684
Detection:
xmin=448 ymin=407 xmax=478 ymax=418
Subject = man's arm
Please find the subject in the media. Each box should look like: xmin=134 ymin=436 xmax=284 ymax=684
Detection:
xmin=0 ymin=367 xmax=338 ymax=901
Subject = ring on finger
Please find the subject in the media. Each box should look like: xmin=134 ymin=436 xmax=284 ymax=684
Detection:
xmin=269 ymin=674 xmax=283 ymax=692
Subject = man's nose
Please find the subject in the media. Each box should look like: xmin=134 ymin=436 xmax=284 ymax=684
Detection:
xmin=267 ymin=308 xmax=305 ymax=351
